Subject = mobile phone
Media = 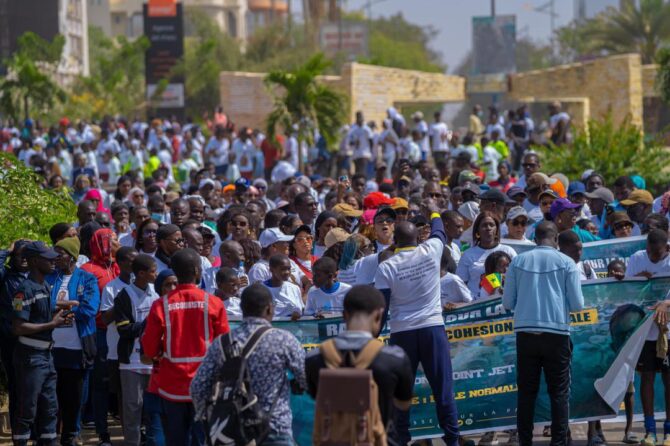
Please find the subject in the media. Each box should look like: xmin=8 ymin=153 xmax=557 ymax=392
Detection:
xmin=61 ymin=310 xmax=73 ymax=317
xmin=339 ymin=175 xmax=348 ymax=182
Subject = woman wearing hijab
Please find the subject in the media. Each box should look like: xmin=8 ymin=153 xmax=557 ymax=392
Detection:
xmin=83 ymin=189 xmax=111 ymax=217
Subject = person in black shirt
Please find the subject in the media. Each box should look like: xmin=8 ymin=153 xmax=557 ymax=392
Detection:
xmin=305 ymin=285 xmax=413 ymax=445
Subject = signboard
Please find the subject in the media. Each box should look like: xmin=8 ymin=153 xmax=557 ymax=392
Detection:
xmin=472 ymin=15 xmax=516 ymax=75
xmin=143 ymin=0 xmax=184 ymax=118
xmin=319 ymin=21 xmax=368 ymax=60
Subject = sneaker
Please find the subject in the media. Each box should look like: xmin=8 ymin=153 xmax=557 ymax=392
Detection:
xmin=623 ymin=432 xmax=639 ymax=444
xmin=640 ymin=433 xmax=657 ymax=446
xmin=587 ymin=435 xmax=606 ymax=446
xmin=479 ymin=431 xmax=499 ymax=446
xmin=505 ymin=430 xmax=519 ymax=446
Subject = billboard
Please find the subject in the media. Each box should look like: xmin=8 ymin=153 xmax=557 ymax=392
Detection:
xmin=319 ymin=21 xmax=368 ymax=60
xmin=472 ymin=15 xmax=516 ymax=75
xmin=144 ymin=0 xmax=184 ymax=118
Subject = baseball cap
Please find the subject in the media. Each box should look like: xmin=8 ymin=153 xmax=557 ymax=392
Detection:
xmin=391 ymin=197 xmax=409 ymax=210
xmin=526 ymin=172 xmax=557 ymax=190
xmin=507 ymin=187 xmax=527 ymax=199
xmin=259 ymin=228 xmax=294 ymax=248
xmin=479 ymin=188 xmax=515 ymax=205
xmin=549 ymin=198 xmax=582 ymax=220
xmin=539 ymin=189 xmax=559 ymax=200
xmin=332 ymin=203 xmax=364 ymax=218
xmin=398 ymin=175 xmax=412 ymax=185
xmin=324 ymin=227 xmax=350 ymax=248
xmin=234 ymin=177 xmax=250 ymax=192
xmin=567 ymin=181 xmax=586 ymax=197
xmin=198 ymin=178 xmax=216 ymax=190
xmin=584 ymin=187 xmax=614 ymax=204
xmin=253 ymin=178 xmax=268 ymax=189
xmin=461 ymin=183 xmax=482 ymax=196
xmin=611 ymin=211 xmax=633 ymax=227
xmin=409 ymin=215 xmax=429 ymax=227
xmin=23 ymin=241 xmax=59 ymax=260
xmin=506 ymin=206 xmax=528 ymax=221
xmin=373 ymin=207 xmax=397 ymax=222
xmin=620 ymin=189 xmax=654 ymax=206
xmin=458 ymin=170 xmax=479 ymax=186
xmin=458 ymin=201 xmax=480 ymax=222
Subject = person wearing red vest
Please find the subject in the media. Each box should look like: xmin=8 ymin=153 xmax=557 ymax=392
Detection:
xmin=142 ymin=248 xmax=229 ymax=446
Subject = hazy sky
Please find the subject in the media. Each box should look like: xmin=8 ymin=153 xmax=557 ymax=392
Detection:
xmin=298 ymin=0 xmax=578 ymax=73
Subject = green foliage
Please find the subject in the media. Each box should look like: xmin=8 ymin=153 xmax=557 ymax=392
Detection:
xmin=576 ymin=0 xmax=670 ymax=64
xmin=60 ymin=27 xmax=149 ymax=119
xmin=537 ymin=115 xmax=668 ymax=189
xmin=658 ymin=47 xmax=670 ymax=104
xmin=244 ymin=24 xmax=320 ymax=72
xmin=265 ymin=53 xmax=347 ymax=170
xmin=0 ymin=152 xmax=76 ymax=248
xmin=515 ymin=38 xmax=556 ymax=72
xmin=0 ymin=32 xmax=66 ymax=120
xmin=171 ymin=8 xmax=243 ymax=117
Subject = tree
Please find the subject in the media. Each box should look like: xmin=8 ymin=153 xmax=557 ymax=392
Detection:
xmin=579 ymin=0 xmax=670 ymax=64
xmin=62 ymin=27 xmax=149 ymax=119
xmin=658 ymin=47 xmax=670 ymax=104
xmin=172 ymin=8 xmax=243 ymax=117
xmin=265 ymin=53 xmax=347 ymax=172
xmin=536 ymin=114 xmax=668 ymax=189
xmin=0 ymin=152 xmax=76 ymax=248
xmin=0 ymin=32 xmax=66 ymax=120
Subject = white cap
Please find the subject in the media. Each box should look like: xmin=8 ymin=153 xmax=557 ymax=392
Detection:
xmin=458 ymin=201 xmax=480 ymax=222
xmin=259 ymin=228 xmax=294 ymax=248
xmin=199 ymin=178 xmax=216 ymax=189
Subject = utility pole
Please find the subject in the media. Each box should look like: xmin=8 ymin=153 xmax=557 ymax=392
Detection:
xmin=491 ymin=0 xmax=496 ymax=16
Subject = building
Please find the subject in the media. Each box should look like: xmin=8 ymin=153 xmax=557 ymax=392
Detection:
xmin=0 ymin=0 xmax=89 ymax=84
xmin=109 ymin=0 xmax=287 ymax=40
xmin=574 ymin=0 xmax=621 ymax=21
xmin=89 ymin=0 xmax=112 ymax=35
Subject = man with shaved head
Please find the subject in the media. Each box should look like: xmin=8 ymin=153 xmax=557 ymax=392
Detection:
xmin=201 ymin=240 xmax=248 ymax=294
xmin=374 ymin=199 xmax=459 ymax=446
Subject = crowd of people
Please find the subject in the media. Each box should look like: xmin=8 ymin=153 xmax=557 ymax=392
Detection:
xmin=1 ymin=101 xmax=670 ymax=446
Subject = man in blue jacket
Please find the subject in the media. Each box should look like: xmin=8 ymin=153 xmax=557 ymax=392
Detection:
xmin=503 ymin=221 xmax=584 ymax=446
xmin=47 ymin=236 xmax=99 ymax=446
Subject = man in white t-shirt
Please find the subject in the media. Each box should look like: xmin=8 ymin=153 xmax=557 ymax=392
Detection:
xmin=348 ymin=111 xmax=374 ymax=176
xmin=374 ymin=201 xmax=459 ymax=446
xmin=429 ymin=111 xmax=450 ymax=164
xmin=231 ymin=128 xmax=256 ymax=179
xmin=626 ymin=229 xmax=670 ymax=279
xmin=113 ymin=255 xmax=159 ymax=446
xmin=412 ymin=111 xmax=430 ymax=162
xmin=204 ymin=126 xmax=231 ymax=176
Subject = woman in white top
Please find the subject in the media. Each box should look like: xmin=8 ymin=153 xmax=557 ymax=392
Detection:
xmin=456 ymin=211 xmax=517 ymax=297
xmin=135 ymin=219 xmax=159 ymax=256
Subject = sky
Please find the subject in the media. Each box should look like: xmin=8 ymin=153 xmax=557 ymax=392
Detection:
xmin=296 ymin=0 xmax=579 ymax=73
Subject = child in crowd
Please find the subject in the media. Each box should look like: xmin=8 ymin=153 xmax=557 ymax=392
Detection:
xmin=478 ymin=251 xmax=511 ymax=300
xmin=607 ymin=259 xmax=626 ymax=280
xmin=439 ymin=248 xmax=472 ymax=309
xmin=305 ymin=257 xmax=352 ymax=317
xmin=215 ymin=267 xmax=242 ymax=318
xmin=263 ymin=254 xmax=304 ymax=320
xmin=114 ymin=254 xmax=159 ymax=446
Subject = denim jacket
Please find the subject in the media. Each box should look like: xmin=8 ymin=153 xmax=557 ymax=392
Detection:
xmin=502 ymin=246 xmax=584 ymax=335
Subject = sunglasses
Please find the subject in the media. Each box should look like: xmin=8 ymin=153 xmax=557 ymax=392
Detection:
xmin=374 ymin=218 xmax=395 ymax=225
xmin=256 ymin=185 xmax=267 ymax=190
xmin=614 ymin=223 xmax=632 ymax=231
xmin=295 ymin=236 xmax=313 ymax=242
xmin=143 ymin=229 xmax=158 ymax=235
xmin=510 ymin=219 xmax=528 ymax=227
xmin=522 ymin=163 xmax=538 ymax=168
xmin=170 ymin=238 xmax=186 ymax=245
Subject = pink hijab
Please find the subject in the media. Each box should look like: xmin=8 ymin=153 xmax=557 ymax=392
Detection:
xmin=83 ymin=189 xmax=111 ymax=216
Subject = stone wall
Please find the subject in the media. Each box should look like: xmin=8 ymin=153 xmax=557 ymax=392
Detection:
xmin=509 ymin=54 xmax=644 ymax=128
xmin=642 ymin=64 xmax=659 ymax=98
xmin=219 ymin=63 xmax=466 ymax=130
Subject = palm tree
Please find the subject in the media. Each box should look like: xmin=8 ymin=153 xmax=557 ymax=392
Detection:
xmin=265 ymin=53 xmax=347 ymax=172
xmin=581 ymin=0 xmax=670 ymax=64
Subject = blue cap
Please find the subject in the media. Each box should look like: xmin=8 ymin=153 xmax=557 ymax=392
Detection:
xmin=567 ymin=181 xmax=586 ymax=197
xmin=23 ymin=241 xmax=59 ymax=260
xmin=234 ymin=177 xmax=249 ymax=191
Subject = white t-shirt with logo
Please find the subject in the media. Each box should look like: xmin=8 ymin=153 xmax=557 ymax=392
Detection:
xmin=375 ymin=238 xmax=444 ymax=333
xmin=119 ymin=283 xmax=159 ymax=373
xmin=53 ymin=275 xmax=82 ymax=350
xmin=264 ymin=281 xmax=304 ymax=318
xmin=305 ymin=282 xmax=352 ymax=316
xmin=456 ymin=244 xmax=517 ymax=297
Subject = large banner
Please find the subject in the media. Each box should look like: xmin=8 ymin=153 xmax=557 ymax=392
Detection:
xmin=504 ymin=236 xmax=646 ymax=277
xmin=232 ymin=274 xmax=670 ymax=444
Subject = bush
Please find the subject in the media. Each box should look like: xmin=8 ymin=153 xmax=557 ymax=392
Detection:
xmin=536 ymin=114 xmax=669 ymax=189
xmin=0 ymin=153 xmax=76 ymax=248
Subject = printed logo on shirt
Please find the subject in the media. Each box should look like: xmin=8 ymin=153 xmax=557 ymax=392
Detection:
xmin=167 ymin=301 xmax=205 ymax=311
xmin=12 ymin=292 xmax=24 ymax=311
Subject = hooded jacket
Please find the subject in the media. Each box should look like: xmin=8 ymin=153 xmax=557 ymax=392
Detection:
xmin=80 ymin=228 xmax=120 ymax=328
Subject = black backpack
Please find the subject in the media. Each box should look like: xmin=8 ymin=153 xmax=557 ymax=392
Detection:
xmin=203 ymin=326 xmax=282 ymax=446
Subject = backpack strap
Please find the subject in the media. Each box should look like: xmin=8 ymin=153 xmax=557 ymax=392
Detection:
xmin=320 ymin=339 xmax=343 ymax=369
xmin=242 ymin=326 xmax=273 ymax=359
xmin=352 ymin=339 xmax=384 ymax=370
